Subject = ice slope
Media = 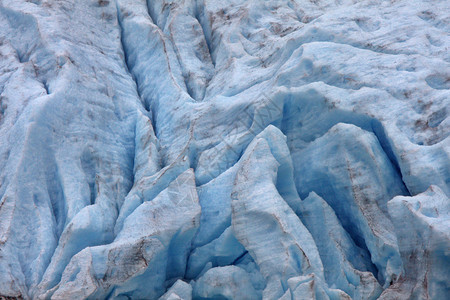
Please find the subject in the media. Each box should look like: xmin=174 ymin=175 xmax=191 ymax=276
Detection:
xmin=0 ymin=0 xmax=448 ymax=299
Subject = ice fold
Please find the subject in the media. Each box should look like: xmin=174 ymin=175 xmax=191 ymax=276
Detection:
xmin=380 ymin=186 xmax=450 ymax=299
xmin=231 ymin=126 xmax=325 ymax=299
xmin=299 ymin=192 xmax=383 ymax=299
xmin=295 ymin=123 xmax=405 ymax=286
xmin=37 ymin=169 xmax=200 ymax=299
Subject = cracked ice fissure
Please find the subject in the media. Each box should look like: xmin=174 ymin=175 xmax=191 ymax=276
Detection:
xmin=0 ymin=0 xmax=449 ymax=299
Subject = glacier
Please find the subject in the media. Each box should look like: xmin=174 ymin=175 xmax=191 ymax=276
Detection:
xmin=0 ymin=0 xmax=449 ymax=299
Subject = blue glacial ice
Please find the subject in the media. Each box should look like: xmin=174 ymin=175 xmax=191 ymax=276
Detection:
xmin=0 ymin=0 xmax=449 ymax=299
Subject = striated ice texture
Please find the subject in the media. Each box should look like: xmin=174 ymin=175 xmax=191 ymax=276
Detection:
xmin=0 ymin=0 xmax=448 ymax=299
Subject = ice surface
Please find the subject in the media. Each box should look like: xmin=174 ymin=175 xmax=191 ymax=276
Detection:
xmin=159 ymin=280 xmax=192 ymax=300
xmin=299 ymin=192 xmax=382 ymax=299
xmin=381 ymin=186 xmax=450 ymax=299
xmin=294 ymin=123 xmax=405 ymax=286
xmin=192 ymin=266 xmax=260 ymax=300
xmin=0 ymin=0 xmax=448 ymax=299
